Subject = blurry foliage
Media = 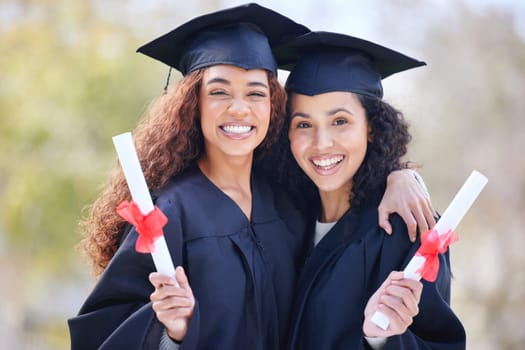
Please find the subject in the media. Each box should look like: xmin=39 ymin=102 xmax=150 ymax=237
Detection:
xmin=0 ymin=0 xmax=163 ymax=274
xmin=0 ymin=2 xmax=217 ymax=348
xmin=376 ymin=2 xmax=525 ymax=349
xmin=421 ymin=9 xmax=525 ymax=350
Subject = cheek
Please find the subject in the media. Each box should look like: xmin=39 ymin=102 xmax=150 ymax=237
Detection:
xmin=199 ymin=110 xmax=209 ymax=131
xmin=254 ymin=104 xmax=272 ymax=138
xmin=353 ymin=131 xmax=369 ymax=158
xmin=347 ymin=125 xmax=369 ymax=146
xmin=199 ymin=102 xmax=222 ymax=127
xmin=199 ymin=108 xmax=219 ymax=139
xmin=289 ymin=134 xmax=306 ymax=161
xmin=258 ymin=103 xmax=272 ymax=124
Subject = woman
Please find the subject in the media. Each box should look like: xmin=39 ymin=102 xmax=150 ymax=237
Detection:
xmin=272 ymin=31 xmax=466 ymax=349
xmin=68 ymin=4 xmax=309 ymax=349
xmin=68 ymin=4 xmax=435 ymax=350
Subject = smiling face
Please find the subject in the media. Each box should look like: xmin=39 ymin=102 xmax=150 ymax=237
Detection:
xmin=199 ymin=64 xmax=271 ymax=162
xmin=288 ymin=91 xmax=370 ymax=197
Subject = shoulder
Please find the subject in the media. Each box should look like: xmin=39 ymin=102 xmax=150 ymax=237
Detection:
xmin=356 ymin=203 xmax=416 ymax=261
xmin=360 ymin=200 xmax=408 ymax=237
xmin=153 ymin=166 xmax=202 ymax=201
xmin=382 ymin=212 xmax=413 ymax=251
xmin=349 ymin=201 xmax=409 ymax=238
xmin=153 ymin=166 xmax=215 ymax=214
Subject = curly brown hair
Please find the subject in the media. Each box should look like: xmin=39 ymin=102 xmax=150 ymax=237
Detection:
xmin=263 ymin=93 xmax=411 ymax=213
xmin=351 ymin=94 xmax=411 ymax=208
xmin=79 ymin=69 xmax=287 ymax=276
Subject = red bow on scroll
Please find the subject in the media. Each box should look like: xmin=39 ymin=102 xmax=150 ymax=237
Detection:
xmin=416 ymin=229 xmax=459 ymax=282
xmin=116 ymin=200 xmax=168 ymax=253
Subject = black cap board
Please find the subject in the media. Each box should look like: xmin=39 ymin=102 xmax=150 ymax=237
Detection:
xmin=275 ymin=31 xmax=426 ymax=98
xmin=137 ymin=3 xmax=310 ymax=76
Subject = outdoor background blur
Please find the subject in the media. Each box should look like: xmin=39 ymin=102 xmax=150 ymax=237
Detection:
xmin=1 ymin=0 xmax=523 ymax=348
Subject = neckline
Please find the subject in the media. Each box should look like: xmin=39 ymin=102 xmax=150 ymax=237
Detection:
xmin=195 ymin=165 xmax=254 ymax=223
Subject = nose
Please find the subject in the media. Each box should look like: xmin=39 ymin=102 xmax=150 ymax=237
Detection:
xmin=314 ymin=126 xmax=333 ymax=150
xmin=228 ymin=97 xmax=250 ymax=118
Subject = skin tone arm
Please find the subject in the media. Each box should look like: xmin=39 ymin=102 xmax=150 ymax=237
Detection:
xmin=379 ymin=169 xmax=436 ymax=241
xmin=149 ymin=267 xmax=195 ymax=342
xmin=363 ymin=271 xmax=423 ymax=338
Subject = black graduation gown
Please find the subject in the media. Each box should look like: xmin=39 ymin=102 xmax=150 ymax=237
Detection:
xmin=288 ymin=204 xmax=466 ymax=350
xmin=68 ymin=165 xmax=306 ymax=350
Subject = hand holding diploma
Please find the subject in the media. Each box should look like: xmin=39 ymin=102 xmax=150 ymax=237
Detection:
xmin=112 ymin=132 xmax=176 ymax=278
xmin=364 ymin=271 xmax=423 ymax=340
xmin=371 ymin=170 xmax=488 ymax=330
xmin=149 ymin=267 xmax=195 ymax=342
xmin=113 ymin=132 xmax=195 ymax=342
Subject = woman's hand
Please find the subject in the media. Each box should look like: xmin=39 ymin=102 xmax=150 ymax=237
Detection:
xmin=379 ymin=169 xmax=436 ymax=241
xmin=363 ymin=271 xmax=423 ymax=338
xmin=149 ymin=266 xmax=195 ymax=342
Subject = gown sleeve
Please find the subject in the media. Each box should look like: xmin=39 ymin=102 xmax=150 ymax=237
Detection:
xmin=380 ymin=250 xmax=466 ymax=350
xmin=68 ymin=225 xmax=164 ymax=350
xmin=363 ymin=215 xmax=465 ymax=350
xmin=68 ymin=198 xmax=202 ymax=350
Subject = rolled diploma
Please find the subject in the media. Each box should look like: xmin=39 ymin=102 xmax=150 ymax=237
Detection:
xmin=112 ymin=132 xmax=176 ymax=278
xmin=371 ymin=170 xmax=488 ymax=330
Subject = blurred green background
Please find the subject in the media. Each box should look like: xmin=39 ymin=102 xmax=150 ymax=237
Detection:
xmin=1 ymin=0 xmax=523 ymax=349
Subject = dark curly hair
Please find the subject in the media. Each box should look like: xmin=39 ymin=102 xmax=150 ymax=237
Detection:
xmin=262 ymin=92 xmax=411 ymax=214
xmin=79 ymin=69 xmax=287 ymax=276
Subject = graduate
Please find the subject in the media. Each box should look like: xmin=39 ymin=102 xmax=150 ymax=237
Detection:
xmin=272 ymin=31 xmax=467 ymax=349
xmin=68 ymin=4 xmax=437 ymax=350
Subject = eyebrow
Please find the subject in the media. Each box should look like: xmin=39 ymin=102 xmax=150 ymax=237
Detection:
xmin=290 ymin=112 xmax=310 ymax=119
xmin=291 ymin=108 xmax=354 ymax=119
xmin=206 ymin=77 xmax=268 ymax=89
xmin=327 ymin=107 xmax=354 ymax=116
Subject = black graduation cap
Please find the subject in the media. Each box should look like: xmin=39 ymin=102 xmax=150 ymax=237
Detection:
xmin=137 ymin=3 xmax=310 ymax=76
xmin=275 ymin=31 xmax=426 ymax=98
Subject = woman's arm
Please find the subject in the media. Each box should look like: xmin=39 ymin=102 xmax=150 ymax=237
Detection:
xmin=68 ymin=229 xmax=165 ymax=350
xmin=379 ymin=169 xmax=436 ymax=241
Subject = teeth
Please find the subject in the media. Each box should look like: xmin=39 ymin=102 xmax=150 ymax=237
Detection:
xmin=312 ymin=156 xmax=343 ymax=167
xmin=222 ymin=125 xmax=252 ymax=134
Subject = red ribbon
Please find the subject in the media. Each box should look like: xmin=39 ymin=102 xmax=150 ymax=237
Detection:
xmin=416 ymin=229 xmax=459 ymax=282
xmin=116 ymin=200 xmax=168 ymax=253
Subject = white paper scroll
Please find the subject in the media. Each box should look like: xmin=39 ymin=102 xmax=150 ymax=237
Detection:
xmin=113 ymin=132 xmax=176 ymax=278
xmin=371 ymin=170 xmax=488 ymax=330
